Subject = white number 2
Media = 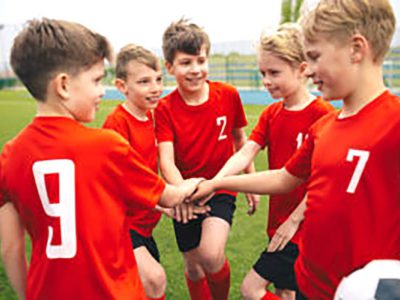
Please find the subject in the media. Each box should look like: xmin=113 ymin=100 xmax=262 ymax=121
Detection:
xmin=345 ymin=149 xmax=370 ymax=194
xmin=32 ymin=159 xmax=77 ymax=259
xmin=216 ymin=116 xmax=227 ymax=141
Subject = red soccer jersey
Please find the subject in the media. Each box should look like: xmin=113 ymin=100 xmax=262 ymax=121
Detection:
xmin=155 ymin=81 xmax=247 ymax=195
xmin=103 ymin=104 xmax=161 ymax=237
xmin=0 ymin=117 xmax=166 ymax=300
xmin=285 ymin=91 xmax=400 ymax=299
xmin=249 ymin=98 xmax=334 ymax=243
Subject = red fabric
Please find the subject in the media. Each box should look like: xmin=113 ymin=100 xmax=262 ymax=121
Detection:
xmin=205 ymin=259 xmax=231 ymax=300
xmin=103 ymin=104 xmax=161 ymax=237
xmin=185 ymin=273 xmax=212 ymax=300
xmin=249 ymin=98 xmax=334 ymax=243
xmin=155 ymin=81 xmax=247 ymax=196
xmin=285 ymin=91 xmax=400 ymax=298
xmin=261 ymin=291 xmax=282 ymax=300
xmin=0 ymin=117 xmax=166 ymax=299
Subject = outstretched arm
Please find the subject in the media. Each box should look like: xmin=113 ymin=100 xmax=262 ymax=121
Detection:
xmin=219 ymin=129 xmax=262 ymax=214
xmin=0 ymin=202 xmax=27 ymax=299
xmin=191 ymin=168 xmax=304 ymax=203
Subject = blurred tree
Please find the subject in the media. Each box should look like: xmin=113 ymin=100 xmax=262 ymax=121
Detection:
xmin=281 ymin=0 xmax=304 ymax=23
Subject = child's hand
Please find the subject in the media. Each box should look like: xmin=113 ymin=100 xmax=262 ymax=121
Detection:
xmin=189 ymin=180 xmax=215 ymax=205
xmin=173 ymin=203 xmax=211 ymax=223
xmin=245 ymin=193 xmax=260 ymax=216
xmin=267 ymin=216 xmax=300 ymax=252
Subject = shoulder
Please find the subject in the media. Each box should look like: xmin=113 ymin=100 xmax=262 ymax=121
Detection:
xmin=259 ymin=101 xmax=283 ymax=118
xmin=210 ymin=81 xmax=239 ymax=96
xmin=310 ymin=97 xmax=336 ymax=113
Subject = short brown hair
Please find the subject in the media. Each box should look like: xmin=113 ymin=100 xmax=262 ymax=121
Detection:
xmin=162 ymin=18 xmax=211 ymax=64
xmin=10 ymin=18 xmax=112 ymax=101
xmin=301 ymin=0 xmax=396 ymax=63
xmin=116 ymin=44 xmax=160 ymax=80
xmin=259 ymin=23 xmax=305 ymax=66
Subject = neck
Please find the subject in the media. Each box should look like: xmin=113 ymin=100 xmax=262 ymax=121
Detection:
xmin=340 ymin=65 xmax=386 ymax=118
xmin=178 ymin=82 xmax=209 ymax=105
xmin=123 ymin=102 xmax=148 ymax=121
xmin=36 ymin=96 xmax=74 ymax=119
xmin=283 ymin=85 xmax=315 ymax=111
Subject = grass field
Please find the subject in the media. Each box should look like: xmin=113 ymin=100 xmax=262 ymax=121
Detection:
xmin=0 ymin=89 xmax=272 ymax=299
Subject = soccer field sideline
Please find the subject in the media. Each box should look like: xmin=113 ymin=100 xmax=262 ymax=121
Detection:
xmin=0 ymin=91 xmax=272 ymax=299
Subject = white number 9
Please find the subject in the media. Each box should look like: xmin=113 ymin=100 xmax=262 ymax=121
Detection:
xmin=33 ymin=159 xmax=77 ymax=259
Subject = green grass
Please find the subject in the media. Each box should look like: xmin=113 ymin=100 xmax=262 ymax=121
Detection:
xmin=0 ymin=89 xmax=270 ymax=300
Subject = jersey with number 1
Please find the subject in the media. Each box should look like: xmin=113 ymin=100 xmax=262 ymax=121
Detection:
xmin=285 ymin=91 xmax=400 ymax=299
xmin=249 ymin=97 xmax=334 ymax=243
xmin=0 ymin=117 xmax=166 ymax=300
xmin=155 ymin=81 xmax=247 ymax=188
xmin=103 ymin=104 xmax=161 ymax=238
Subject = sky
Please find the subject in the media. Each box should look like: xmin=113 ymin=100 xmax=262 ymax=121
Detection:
xmin=0 ymin=0 xmax=399 ymax=69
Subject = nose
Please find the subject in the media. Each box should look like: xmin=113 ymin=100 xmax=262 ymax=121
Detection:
xmin=99 ymin=84 xmax=105 ymax=98
xmin=304 ymin=64 xmax=314 ymax=78
xmin=262 ymin=75 xmax=271 ymax=88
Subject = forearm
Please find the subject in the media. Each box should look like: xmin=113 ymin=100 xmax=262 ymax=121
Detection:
xmin=215 ymin=150 xmax=253 ymax=179
xmin=213 ymin=168 xmax=303 ymax=195
xmin=2 ymin=242 xmax=27 ymax=299
xmin=289 ymin=196 xmax=307 ymax=224
xmin=0 ymin=203 xmax=27 ymax=299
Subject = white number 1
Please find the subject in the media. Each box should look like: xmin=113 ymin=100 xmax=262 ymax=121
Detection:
xmin=216 ymin=116 xmax=227 ymax=141
xmin=345 ymin=149 xmax=370 ymax=194
xmin=33 ymin=159 xmax=77 ymax=259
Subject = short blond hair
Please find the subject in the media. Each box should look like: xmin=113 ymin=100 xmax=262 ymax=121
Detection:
xmin=115 ymin=44 xmax=160 ymax=80
xmin=259 ymin=23 xmax=305 ymax=66
xmin=301 ymin=0 xmax=396 ymax=63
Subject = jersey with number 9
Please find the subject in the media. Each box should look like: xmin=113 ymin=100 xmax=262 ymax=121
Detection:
xmin=0 ymin=116 xmax=165 ymax=299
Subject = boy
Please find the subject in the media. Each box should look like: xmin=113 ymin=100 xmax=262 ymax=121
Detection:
xmin=102 ymin=44 xmax=208 ymax=300
xmin=191 ymin=0 xmax=400 ymax=299
xmin=214 ymin=23 xmax=334 ymax=300
xmin=0 ymin=18 xmax=201 ymax=300
xmin=155 ymin=18 xmax=258 ymax=300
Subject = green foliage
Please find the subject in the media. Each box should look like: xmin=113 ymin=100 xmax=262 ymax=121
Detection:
xmin=281 ymin=0 xmax=304 ymax=24
xmin=0 ymin=90 xmax=270 ymax=300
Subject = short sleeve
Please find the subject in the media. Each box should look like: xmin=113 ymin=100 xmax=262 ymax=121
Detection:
xmin=285 ymin=127 xmax=314 ymax=179
xmin=106 ymin=136 xmax=166 ymax=210
xmin=232 ymin=88 xmax=247 ymax=129
xmin=249 ymin=108 xmax=270 ymax=148
xmin=154 ymin=102 xmax=174 ymax=143
xmin=103 ymin=114 xmax=130 ymax=142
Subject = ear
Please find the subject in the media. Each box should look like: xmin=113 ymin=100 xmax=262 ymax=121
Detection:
xmin=53 ymin=73 xmax=70 ymax=100
xmin=298 ymin=61 xmax=308 ymax=76
xmin=164 ymin=61 xmax=174 ymax=75
xmin=350 ymin=34 xmax=368 ymax=64
xmin=115 ymin=78 xmax=128 ymax=94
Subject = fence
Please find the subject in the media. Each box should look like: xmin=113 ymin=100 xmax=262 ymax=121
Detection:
xmin=162 ymin=49 xmax=400 ymax=90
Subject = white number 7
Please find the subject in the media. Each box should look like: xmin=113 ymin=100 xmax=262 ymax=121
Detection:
xmin=33 ymin=159 xmax=77 ymax=259
xmin=345 ymin=149 xmax=370 ymax=194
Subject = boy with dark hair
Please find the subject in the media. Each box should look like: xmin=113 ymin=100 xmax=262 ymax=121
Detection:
xmin=191 ymin=0 xmax=400 ymax=298
xmin=155 ymin=18 xmax=258 ymax=300
xmin=0 ymin=18 xmax=201 ymax=300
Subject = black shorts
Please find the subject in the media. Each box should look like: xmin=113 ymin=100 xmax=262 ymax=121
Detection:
xmin=253 ymin=241 xmax=299 ymax=290
xmin=129 ymin=229 xmax=160 ymax=262
xmin=173 ymin=194 xmax=236 ymax=252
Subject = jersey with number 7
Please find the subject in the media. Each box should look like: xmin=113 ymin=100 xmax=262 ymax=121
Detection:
xmin=285 ymin=91 xmax=400 ymax=299
xmin=0 ymin=117 xmax=165 ymax=299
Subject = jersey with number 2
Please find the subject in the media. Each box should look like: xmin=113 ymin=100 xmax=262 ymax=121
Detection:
xmin=155 ymin=81 xmax=247 ymax=183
